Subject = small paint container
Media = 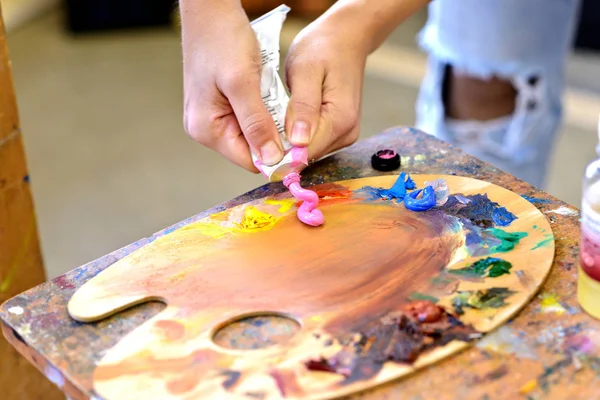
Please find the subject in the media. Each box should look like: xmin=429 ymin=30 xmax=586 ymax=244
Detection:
xmin=371 ymin=149 xmax=401 ymax=172
xmin=578 ymin=119 xmax=600 ymax=319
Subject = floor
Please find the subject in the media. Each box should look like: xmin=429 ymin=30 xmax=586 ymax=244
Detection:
xmin=5 ymin=10 xmax=599 ymax=278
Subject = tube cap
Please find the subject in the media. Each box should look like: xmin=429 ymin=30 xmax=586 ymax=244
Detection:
xmin=578 ymin=265 xmax=600 ymax=320
xmin=371 ymin=149 xmax=400 ymax=172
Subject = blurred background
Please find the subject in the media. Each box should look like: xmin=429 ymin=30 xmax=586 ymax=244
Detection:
xmin=1 ymin=0 xmax=600 ymax=279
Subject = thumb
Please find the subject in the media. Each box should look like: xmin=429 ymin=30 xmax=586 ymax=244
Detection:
xmin=285 ymin=65 xmax=324 ymax=147
xmin=226 ymin=75 xmax=283 ymax=166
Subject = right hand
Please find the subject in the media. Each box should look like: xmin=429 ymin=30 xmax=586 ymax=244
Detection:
xmin=180 ymin=2 xmax=283 ymax=171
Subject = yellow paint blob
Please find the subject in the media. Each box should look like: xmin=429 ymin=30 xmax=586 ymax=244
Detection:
xmin=265 ymin=198 xmax=297 ymax=213
xmin=540 ymin=293 xmax=566 ymax=315
xmin=235 ymin=206 xmax=280 ymax=232
xmin=519 ymin=379 xmax=537 ymax=395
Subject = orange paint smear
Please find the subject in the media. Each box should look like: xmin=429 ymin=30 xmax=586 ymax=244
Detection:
xmin=295 ymin=183 xmax=356 ymax=208
xmin=154 ymin=320 xmax=186 ymax=341
xmin=93 ymin=201 xmax=465 ymax=397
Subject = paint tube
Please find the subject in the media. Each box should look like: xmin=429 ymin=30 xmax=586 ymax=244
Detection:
xmin=250 ymin=4 xmax=308 ymax=183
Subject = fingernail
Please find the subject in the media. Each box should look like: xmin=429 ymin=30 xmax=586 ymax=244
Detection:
xmin=260 ymin=140 xmax=283 ymax=165
xmin=290 ymin=121 xmax=311 ymax=145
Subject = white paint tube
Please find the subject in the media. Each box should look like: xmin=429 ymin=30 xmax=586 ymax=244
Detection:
xmin=250 ymin=4 xmax=309 ymax=182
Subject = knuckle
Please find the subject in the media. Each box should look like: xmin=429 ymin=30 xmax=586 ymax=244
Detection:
xmin=293 ymin=99 xmax=320 ymax=115
xmin=339 ymin=111 xmax=359 ymax=134
xmin=221 ymin=67 xmax=259 ymax=94
xmin=183 ymin=110 xmax=212 ymax=146
xmin=242 ymin=115 xmax=273 ymax=142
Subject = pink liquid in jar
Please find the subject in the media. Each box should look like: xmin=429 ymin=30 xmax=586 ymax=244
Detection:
xmin=581 ymin=193 xmax=600 ymax=281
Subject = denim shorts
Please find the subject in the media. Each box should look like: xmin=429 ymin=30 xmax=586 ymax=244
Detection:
xmin=415 ymin=0 xmax=582 ymax=188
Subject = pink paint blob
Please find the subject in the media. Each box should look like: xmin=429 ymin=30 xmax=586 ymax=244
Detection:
xmin=377 ymin=149 xmax=397 ymax=159
xmin=283 ymin=172 xmax=324 ymax=227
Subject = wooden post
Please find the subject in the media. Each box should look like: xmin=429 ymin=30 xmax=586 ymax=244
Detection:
xmin=0 ymin=6 xmax=63 ymax=399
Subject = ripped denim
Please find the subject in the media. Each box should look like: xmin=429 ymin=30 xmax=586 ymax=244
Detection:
xmin=415 ymin=0 xmax=582 ymax=188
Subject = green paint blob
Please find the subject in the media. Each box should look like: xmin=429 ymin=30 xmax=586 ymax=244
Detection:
xmin=531 ymin=237 xmax=553 ymax=250
xmin=487 ymin=229 xmax=528 ymax=253
xmin=452 ymin=288 xmax=515 ymax=315
xmin=409 ymin=292 xmax=439 ymax=303
xmin=450 ymin=257 xmax=512 ymax=278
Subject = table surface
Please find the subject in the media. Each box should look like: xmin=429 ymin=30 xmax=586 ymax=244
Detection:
xmin=1 ymin=127 xmax=596 ymax=400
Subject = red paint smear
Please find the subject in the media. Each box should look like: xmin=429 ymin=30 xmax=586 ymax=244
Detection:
xmin=402 ymin=301 xmax=443 ymax=323
xmin=154 ymin=320 xmax=186 ymax=341
xmin=269 ymin=369 xmax=304 ymax=397
xmin=53 ymin=275 xmax=76 ymax=290
xmin=315 ymin=184 xmax=352 ymax=199
xmin=95 ymin=348 xmax=231 ymax=396
xmin=166 ymin=372 xmax=200 ymax=395
xmin=563 ymin=334 xmax=596 ymax=355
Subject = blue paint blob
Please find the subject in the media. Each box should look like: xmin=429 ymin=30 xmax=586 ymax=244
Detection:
xmin=405 ymin=174 xmax=416 ymax=190
xmin=405 ymin=186 xmax=436 ymax=212
xmin=357 ymin=172 xmax=417 ymax=203
xmin=23 ymin=175 xmax=30 ymax=183
xmin=522 ymin=195 xmax=551 ymax=204
xmin=492 ymin=207 xmax=517 ymax=227
xmin=440 ymin=193 xmax=517 ymax=228
xmin=388 ymin=172 xmax=408 ymax=199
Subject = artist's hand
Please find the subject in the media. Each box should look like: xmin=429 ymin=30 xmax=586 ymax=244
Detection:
xmin=284 ymin=10 xmax=370 ymax=161
xmin=180 ymin=1 xmax=283 ymax=171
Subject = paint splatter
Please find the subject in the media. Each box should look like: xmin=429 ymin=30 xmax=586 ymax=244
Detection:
xmin=44 ymin=365 xmax=65 ymax=388
xmin=449 ymin=257 xmax=512 ymax=279
xmin=545 ymin=206 xmax=579 ymax=217
xmin=539 ymin=293 xmax=566 ymax=315
xmin=531 ymin=235 xmax=553 ymax=250
xmin=522 ymin=195 xmax=551 ymax=204
xmin=563 ymin=334 xmax=598 ymax=355
xmin=440 ymin=194 xmax=517 ymax=228
xmin=8 ymin=306 xmax=23 ymax=315
xmin=221 ymin=370 xmax=242 ymax=390
xmin=413 ymin=154 xmax=426 ymax=163
xmin=515 ymin=270 xmax=535 ymax=289
xmin=452 ymin=288 xmax=515 ymax=315
xmin=476 ymin=326 xmax=538 ymax=360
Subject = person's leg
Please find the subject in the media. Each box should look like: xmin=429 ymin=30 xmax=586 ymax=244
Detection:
xmin=415 ymin=0 xmax=582 ymax=188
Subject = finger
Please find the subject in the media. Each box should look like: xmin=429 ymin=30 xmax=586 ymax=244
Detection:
xmin=306 ymin=104 xmax=360 ymax=162
xmin=212 ymin=114 xmax=260 ymax=173
xmin=222 ymin=74 xmax=283 ymax=166
xmin=285 ymin=63 xmax=324 ymax=147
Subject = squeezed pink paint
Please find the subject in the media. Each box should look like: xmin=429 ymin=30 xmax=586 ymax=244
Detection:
xmin=254 ymin=146 xmax=323 ymax=226
xmin=283 ymin=172 xmax=324 ymax=227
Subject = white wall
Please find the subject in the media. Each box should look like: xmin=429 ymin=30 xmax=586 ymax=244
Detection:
xmin=1 ymin=0 xmax=59 ymax=32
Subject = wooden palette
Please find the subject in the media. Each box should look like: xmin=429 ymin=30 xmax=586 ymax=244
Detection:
xmin=68 ymin=174 xmax=555 ymax=400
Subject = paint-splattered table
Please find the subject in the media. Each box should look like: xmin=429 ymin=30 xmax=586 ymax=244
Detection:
xmin=0 ymin=127 xmax=596 ymax=399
